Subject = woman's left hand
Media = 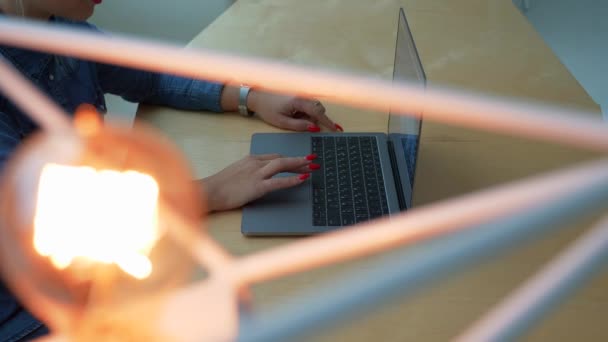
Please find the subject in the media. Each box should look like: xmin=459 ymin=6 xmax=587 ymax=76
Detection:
xmin=199 ymin=154 xmax=318 ymax=212
xmin=248 ymin=91 xmax=343 ymax=133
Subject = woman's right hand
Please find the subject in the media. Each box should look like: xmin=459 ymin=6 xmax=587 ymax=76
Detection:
xmin=198 ymin=153 xmax=319 ymax=213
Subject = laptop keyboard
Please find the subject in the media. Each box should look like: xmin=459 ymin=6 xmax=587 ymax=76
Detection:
xmin=311 ymin=136 xmax=389 ymax=227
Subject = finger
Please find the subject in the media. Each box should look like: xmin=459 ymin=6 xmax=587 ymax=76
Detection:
xmin=293 ymin=163 xmax=321 ymax=173
xmin=261 ymin=156 xmax=310 ymax=177
xmin=292 ymin=111 xmax=317 ymax=122
xmin=292 ymin=98 xmax=339 ymax=131
xmin=292 ymin=112 xmax=320 ymax=126
xmin=276 ymin=116 xmax=318 ymax=132
xmin=253 ymin=153 xmax=282 ymax=161
xmin=261 ymin=174 xmax=310 ymax=193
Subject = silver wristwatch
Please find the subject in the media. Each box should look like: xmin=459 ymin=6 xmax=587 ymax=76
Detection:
xmin=238 ymin=85 xmax=254 ymax=117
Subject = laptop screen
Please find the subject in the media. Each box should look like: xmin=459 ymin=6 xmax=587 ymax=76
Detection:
xmin=388 ymin=8 xmax=426 ymax=188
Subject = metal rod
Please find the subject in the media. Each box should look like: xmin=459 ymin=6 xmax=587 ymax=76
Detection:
xmin=0 ymin=17 xmax=606 ymax=150
xmin=1 ymin=16 xmax=607 ymax=342
xmin=228 ymin=159 xmax=608 ymax=286
xmin=237 ymin=168 xmax=608 ymax=342
xmin=162 ymin=200 xmax=233 ymax=273
xmin=455 ymin=216 xmax=608 ymax=342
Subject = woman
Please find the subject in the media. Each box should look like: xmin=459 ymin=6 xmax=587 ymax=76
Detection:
xmin=0 ymin=0 xmax=341 ymax=339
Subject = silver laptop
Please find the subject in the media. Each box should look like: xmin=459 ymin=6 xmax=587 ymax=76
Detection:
xmin=242 ymin=8 xmax=425 ymax=235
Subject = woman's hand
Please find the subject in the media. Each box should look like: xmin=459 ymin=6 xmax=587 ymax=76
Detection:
xmin=248 ymin=91 xmax=343 ymax=132
xmin=199 ymin=153 xmax=319 ymax=212
xmin=220 ymin=86 xmax=344 ymax=132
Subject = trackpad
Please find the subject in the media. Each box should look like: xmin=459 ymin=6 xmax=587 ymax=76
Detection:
xmin=242 ymin=133 xmax=313 ymax=235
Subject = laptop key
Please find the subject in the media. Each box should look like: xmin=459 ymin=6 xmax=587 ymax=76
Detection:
xmin=327 ymin=192 xmax=339 ymax=202
xmin=318 ymin=203 xmax=327 ymax=213
xmin=355 ymin=213 xmax=369 ymax=223
xmin=355 ymin=201 xmax=368 ymax=211
xmin=314 ymin=217 xmax=327 ymax=226
xmin=341 ymin=207 xmax=354 ymax=215
xmin=313 ymin=188 xmax=325 ymax=200
xmin=312 ymin=173 xmax=324 ymax=189
xmin=314 ymin=214 xmax=327 ymax=226
xmin=381 ymin=199 xmax=388 ymax=212
xmin=342 ymin=216 xmax=355 ymax=226
xmin=340 ymin=190 xmax=349 ymax=200
xmin=370 ymin=207 xmax=383 ymax=219
xmin=327 ymin=214 xmax=342 ymax=226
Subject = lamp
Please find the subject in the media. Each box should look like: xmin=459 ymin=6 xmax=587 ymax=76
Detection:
xmin=0 ymin=106 xmax=204 ymax=340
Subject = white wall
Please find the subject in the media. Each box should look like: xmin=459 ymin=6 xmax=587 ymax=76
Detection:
xmin=516 ymin=0 xmax=608 ymax=118
xmin=90 ymin=0 xmax=234 ymax=43
xmin=89 ymin=0 xmax=234 ymax=122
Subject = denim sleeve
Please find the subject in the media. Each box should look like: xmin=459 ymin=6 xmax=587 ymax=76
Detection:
xmin=96 ymin=63 xmax=225 ymax=113
xmin=0 ymin=112 xmax=49 ymax=341
xmin=0 ymin=110 xmax=21 ymax=173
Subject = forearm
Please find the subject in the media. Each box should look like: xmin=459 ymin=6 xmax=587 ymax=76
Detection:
xmin=220 ymin=85 xmax=239 ymax=112
xmin=98 ymin=62 xmax=226 ymax=112
xmin=152 ymin=75 xmax=224 ymax=112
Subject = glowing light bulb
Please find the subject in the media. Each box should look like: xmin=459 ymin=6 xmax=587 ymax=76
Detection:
xmin=33 ymin=164 xmax=160 ymax=280
xmin=0 ymin=110 xmax=205 ymax=340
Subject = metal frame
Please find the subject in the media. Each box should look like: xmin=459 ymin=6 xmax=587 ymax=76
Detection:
xmin=0 ymin=14 xmax=606 ymax=342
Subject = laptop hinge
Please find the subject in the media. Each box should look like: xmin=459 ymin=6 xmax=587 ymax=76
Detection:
xmin=387 ymin=140 xmax=407 ymax=211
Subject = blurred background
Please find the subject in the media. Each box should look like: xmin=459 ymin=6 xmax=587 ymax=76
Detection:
xmin=513 ymin=0 xmax=607 ymax=119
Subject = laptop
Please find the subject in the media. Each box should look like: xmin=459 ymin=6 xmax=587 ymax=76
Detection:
xmin=242 ymin=8 xmax=425 ymax=235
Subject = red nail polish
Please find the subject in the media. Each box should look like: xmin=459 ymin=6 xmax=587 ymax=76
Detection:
xmin=308 ymin=125 xmax=321 ymax=133
xmin=335 ymin=123 xmax=344 ymax=132
xmin=309 ymin=163 xmax=321 ymax=170
xmin=299 ymin=173 xmax=310 ymax=181
xmin=306 ymin=153 xmax=318 ymax=161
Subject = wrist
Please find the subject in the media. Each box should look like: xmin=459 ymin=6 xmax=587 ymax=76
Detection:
xmin=200 ymin=177 xmax=221 ymax=213
xmin=246 ymin=89 xmax=261 ymax=113
xmin=238 ymin=86 xmax=255 ymax=117
xmin=220 ymin=85 xmax=239 ymax=112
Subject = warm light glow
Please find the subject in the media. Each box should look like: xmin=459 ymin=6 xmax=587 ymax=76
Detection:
xmin=33 ymin=164 xmax=161 ymax=279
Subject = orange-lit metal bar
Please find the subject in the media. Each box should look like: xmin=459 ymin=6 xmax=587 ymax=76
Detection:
xmin=0 ymin=17 xmax=607 ymax=151
xmin=455 ymin=215 xmax=608 ymax=342
xmin=226 ymin=159 xmax=608 ymax=286
xmin=1 ymin=13 xmax=607 ymax=296
xmin=162 ymin=203 xmax=234 ymax=272
xmin=237 ymin=178 xmax=608 ymax=342
xmin=1 ymin=15 xmax=608 ymax=342
xmin=0 ymin=52 xmax=232 ymax=275
xmin=0 ymin=55 xmax=73 ymax=134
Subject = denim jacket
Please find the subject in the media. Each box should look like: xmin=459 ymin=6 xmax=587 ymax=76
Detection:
xmin=0 ymin=16 xmax=225 ymax=340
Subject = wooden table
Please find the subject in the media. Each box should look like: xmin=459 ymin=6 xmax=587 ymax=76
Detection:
xmin=138 ymin=1 xmax=607 ymax=341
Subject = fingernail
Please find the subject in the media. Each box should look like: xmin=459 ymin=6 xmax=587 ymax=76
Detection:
xmin=299 ymin=173 xmax=311 ymax=181
xmin=335 ymin=123 xmax=344 ymax=132
xmin=309 ymin=163 xmax=321 ymax=170
xmin=308 ymin=125 xmax=321 ymax=133
xmin=306 ymin=153 xmax=317 ymax=160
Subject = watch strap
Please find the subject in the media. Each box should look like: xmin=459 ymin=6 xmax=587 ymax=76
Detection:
xmin=238 ymin=86 xmax=254 ymax=117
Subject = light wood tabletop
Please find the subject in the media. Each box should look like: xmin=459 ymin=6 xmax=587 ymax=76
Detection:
xmin=137 ymin=1 xmax=607 ymax=341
